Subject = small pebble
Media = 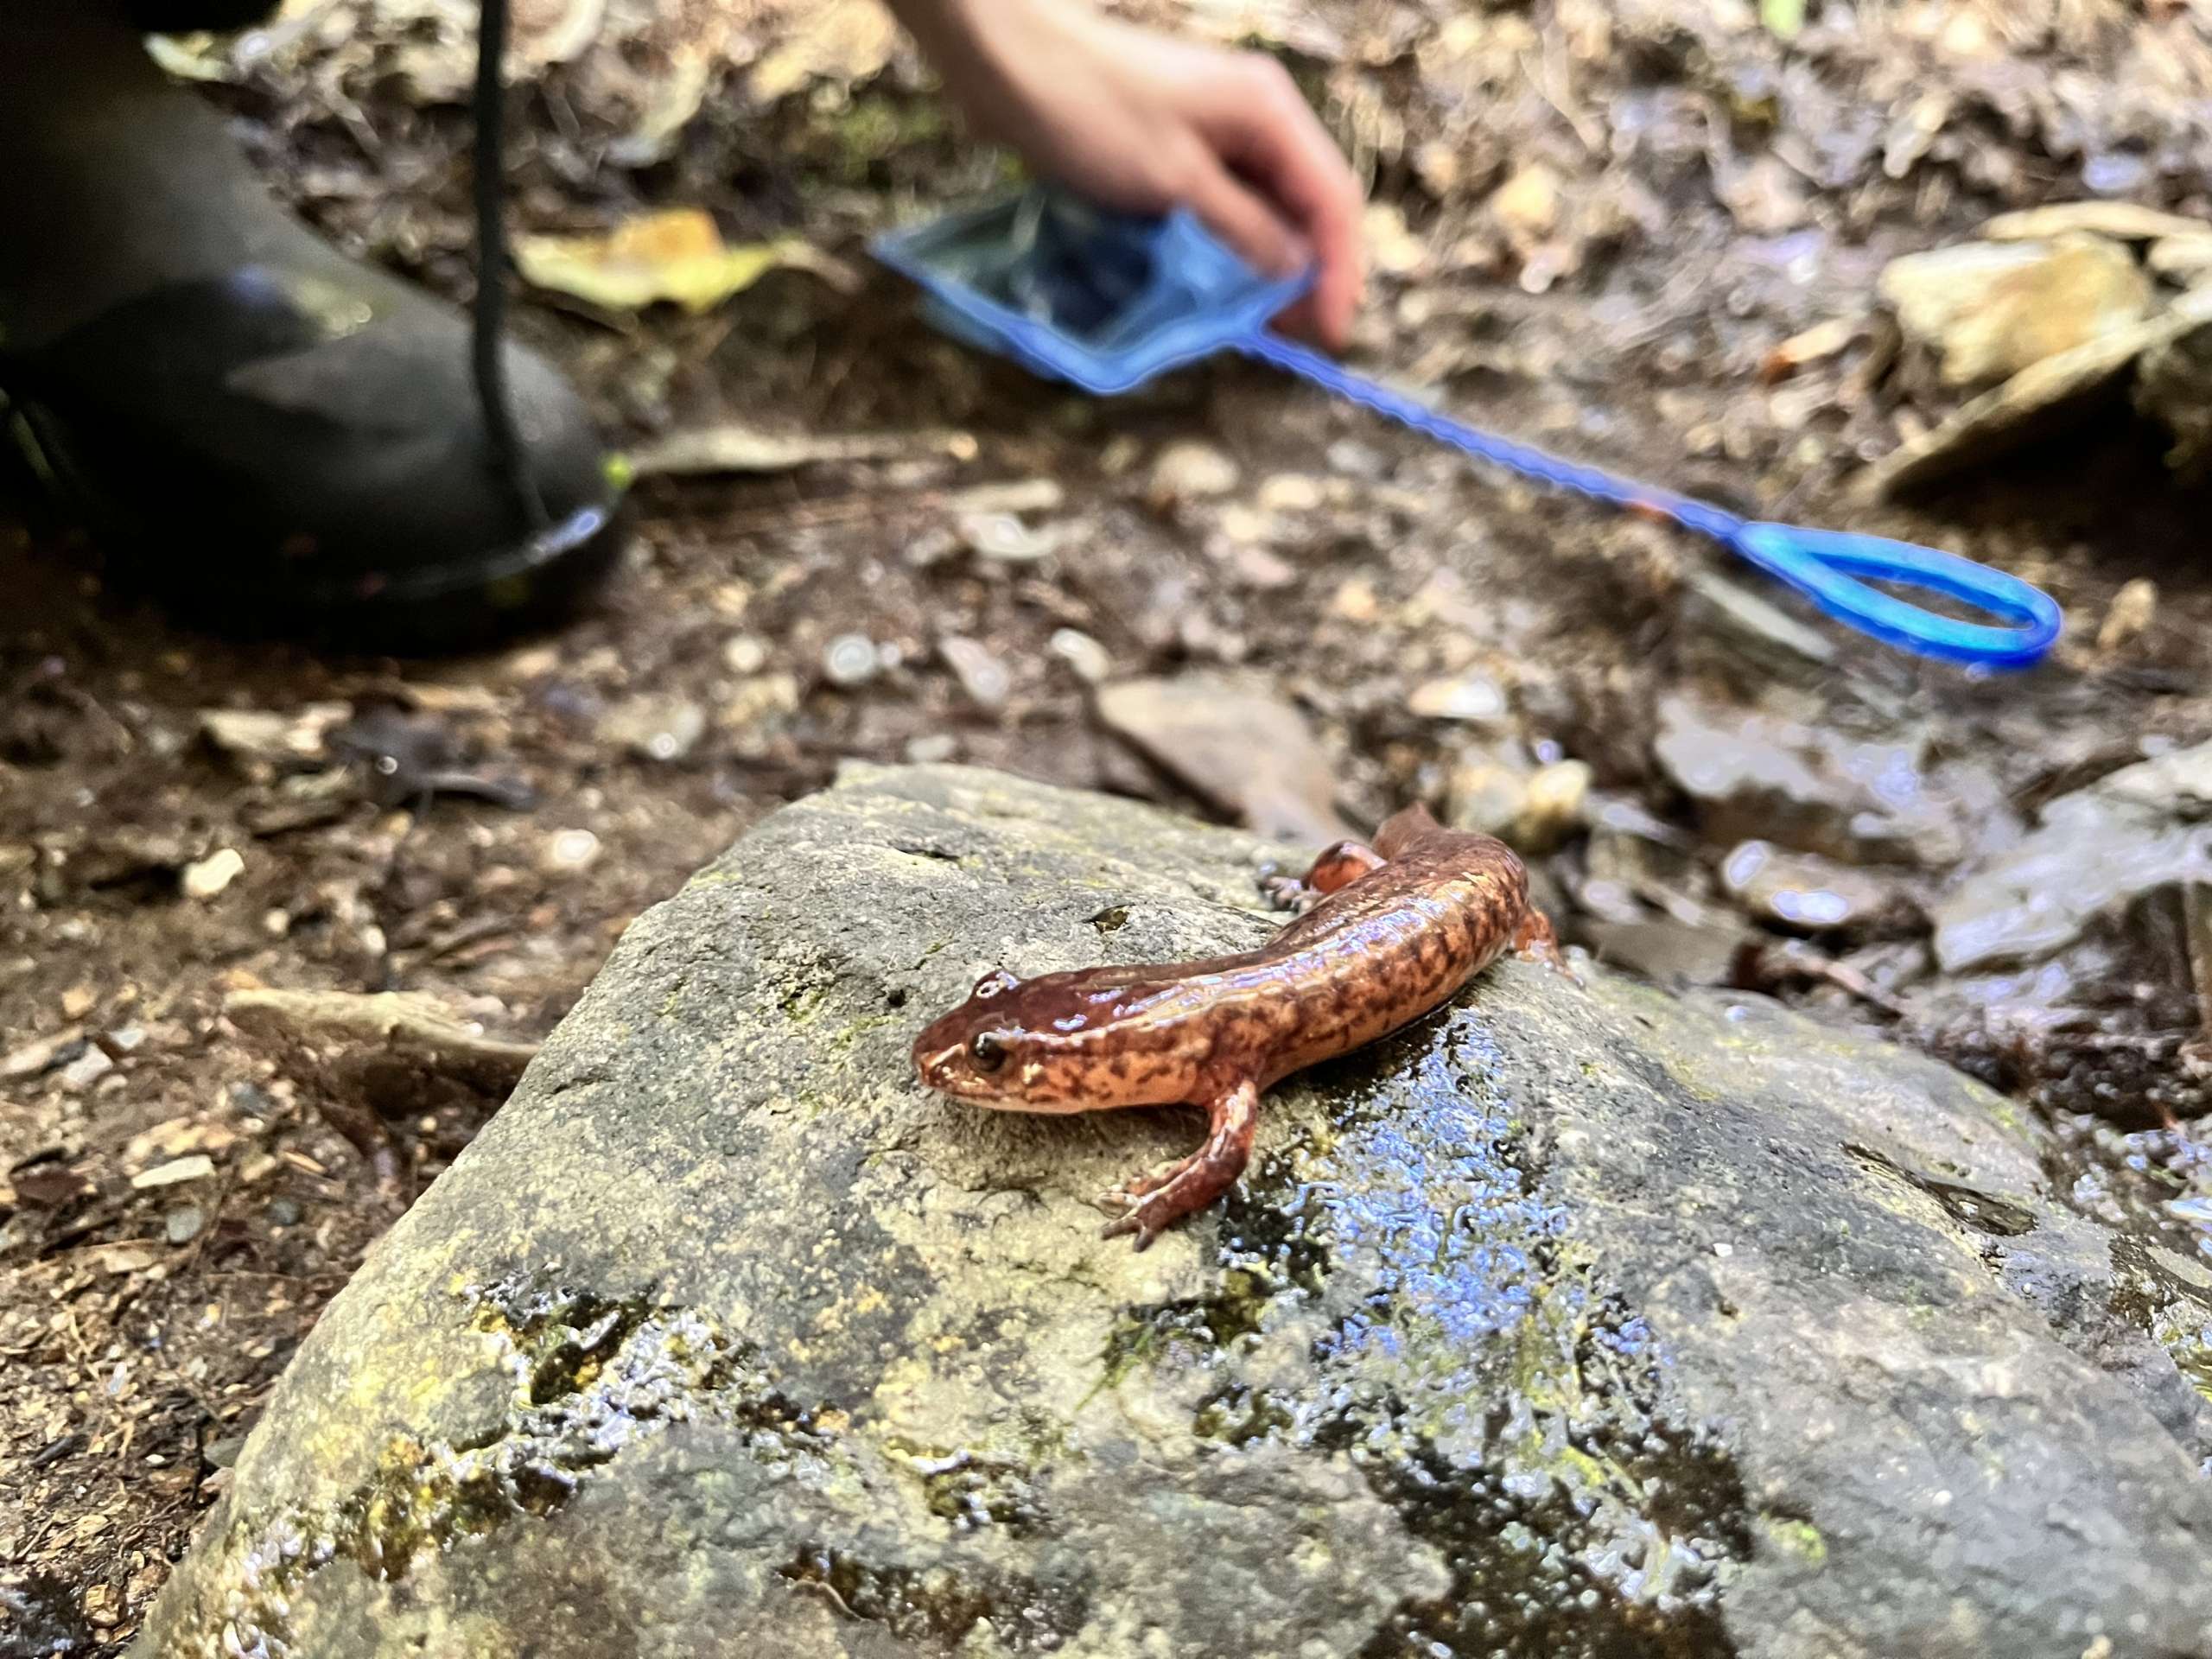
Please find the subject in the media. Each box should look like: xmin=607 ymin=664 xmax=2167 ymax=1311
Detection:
xmin=958 ymin=513 xmax=1059 ymax=563
xmin=906 ymin=734 xmax=959 ymax=765
xmin=60 ymin=984 xmax=94 ymax=1020
xmin=1227 ymin=543 xmax=1298 ymax=589
xmin=1049 ymin=628 xmax=1111 ymax=684
xmin=1147 ymin=441 xmax=1241 ymax=508
xmin=599 ymin=696 xmax=707 ymax=763
xmin=1258 ymin=473 xmax=1325 ymax=512
xmin=938 ymin=636 xmax=1011 ymax=711
xmin=722 ymin=635 xmax=770 ymax=676
xmin=1408 ymin=672 xmax=1510 ymax=725
xmin=1325 ymin=438 xmax=1387 ymax=479
xmin=1448 ymin=755 xmax=1530 ymax=840
xmin=502 ymin=642 xmax=562 ymax=682
xmin=2099 ymin=578 xmax=2158 ymax=652
xmin=201 ymin=1433 xmax=246 ymax=1469
xmin=903 ymin=525 xmax=963 ymax=569
xmin=267 ymin=1197 xmax=304 ymax=1227
xmin=542 ymin=829 xmax=602 ymax=875
xmin=1331 ymin=578 xmax=1380 ymax=623
xmin=165 ymin=1206 xmax=206 ymax=1246
xmin=1514 ymin=761 xmax=1593 ymax=854
xmin=59 ymin=1046 xmax=115 ymax=1092
xmin=181 ymin=848 xmax=245 ymax=900
xmin=823 ymin=633 xmax=881 ymax=688
xmin=2 ymin=1030 xmax=86 ymax=1081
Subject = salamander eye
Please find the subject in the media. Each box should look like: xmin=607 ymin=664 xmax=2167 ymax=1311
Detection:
xmin=970 ymin=1032 xmax=1008 ymax=1072
xmin=972 ymin=968 xmax=1019 ymax=1001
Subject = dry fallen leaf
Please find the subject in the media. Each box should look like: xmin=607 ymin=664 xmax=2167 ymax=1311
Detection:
xmin=515 ymin=209 xmax=859 ymax=315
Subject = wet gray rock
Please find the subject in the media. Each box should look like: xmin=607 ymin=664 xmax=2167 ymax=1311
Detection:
xmin=1652 ymin=694 xmax=1962 ymax=866
xmin=137 ymin=766 xmax=2212 ymax=1659
xmin=1096 ymin=673 xmax=1351 ymax=844
xmin=1934 ymin=739 xmax=2212 ymax=974
xmin=1581 ymin=914 xmax=1752 ymax=987
xmin=1719 ymin=840 xmax=1908 ymax=936
xmin=1675 ymin=570 xmax=1836 ymax=692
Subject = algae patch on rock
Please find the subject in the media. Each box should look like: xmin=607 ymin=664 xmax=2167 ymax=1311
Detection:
xmin=137 ymin=766 xmax=2212 ymax=1658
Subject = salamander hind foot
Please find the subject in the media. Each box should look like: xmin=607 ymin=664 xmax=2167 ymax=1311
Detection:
xmin=1258 ymin=871 xmax=1325 ymax=914
xmin=1259 ymin=836 xmax=1387 ymax=914
xmin=1512 ymin=908 xmax=1581 ymax=983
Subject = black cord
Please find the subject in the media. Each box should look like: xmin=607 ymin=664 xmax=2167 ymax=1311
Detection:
xmin=472 ymin=0 xmax=548 ymax=529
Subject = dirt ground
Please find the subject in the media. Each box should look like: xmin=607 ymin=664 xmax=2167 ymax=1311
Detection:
xmin=8 ymin=0 xmax=2212 ymax=1650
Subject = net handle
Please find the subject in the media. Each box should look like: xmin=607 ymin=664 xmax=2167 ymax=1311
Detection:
xmin=1239 ymin=331 xmax=2062 ymax=671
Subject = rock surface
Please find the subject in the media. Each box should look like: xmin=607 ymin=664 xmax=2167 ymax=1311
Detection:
xmin=1933 ymin=738 xmax=2212 ymax=974
xmin=1650 ymin=693 xmax=1962 ymax=866
xmin=137 ymin=766 xmax=2212 ymax=1659
xmin=2136 ymin=311 xmax=2212 ymax=481
xmin=1878 ymin=233 xmax=2153 ymax=385
xmin=1095 ymin=674 xmax=1352 ymax=845
xmin=1871 ymin=286 xmax=2212 ymax=496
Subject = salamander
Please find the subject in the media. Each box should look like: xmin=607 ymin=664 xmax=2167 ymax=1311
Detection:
xmin=912 ymin=804 xmax=1567 ymax=1249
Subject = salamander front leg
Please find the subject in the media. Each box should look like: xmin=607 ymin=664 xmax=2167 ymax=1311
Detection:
xmin=1260 ymin=838 xmax=1386 ymax=913
xmin=1099 ymin=1078 xmax=1260 ymax=1251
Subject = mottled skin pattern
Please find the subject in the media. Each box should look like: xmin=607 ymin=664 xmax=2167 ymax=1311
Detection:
xmin=913 ymin=804 xmax=1567 ymax=1249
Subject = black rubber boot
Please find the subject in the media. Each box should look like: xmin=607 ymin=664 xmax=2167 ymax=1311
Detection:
xmin=0 ymin=4 xmax=627 ymax=653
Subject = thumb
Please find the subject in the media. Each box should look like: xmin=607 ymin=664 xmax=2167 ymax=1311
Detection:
xmin=1178 ymin=151 xmax=1309 ymax=279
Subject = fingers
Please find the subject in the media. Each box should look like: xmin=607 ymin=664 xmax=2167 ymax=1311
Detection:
xmin=1195 ymin=55 xmax=1366 ymax=348
xmin=1175 ymin=143 xmax=1308 ymax=282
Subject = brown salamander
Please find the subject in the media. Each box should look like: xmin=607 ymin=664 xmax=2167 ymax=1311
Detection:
xmin=912 ymin=804 xmax=1566 ymax=1249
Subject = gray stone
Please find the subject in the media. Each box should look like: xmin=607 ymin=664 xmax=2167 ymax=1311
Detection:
xmin=1871 ymin=288 xmax=2212 ymax=497
xmin=1145 ymin=441 xmax=1241 ymax=509
xmin=1675 ymin=570 xmax=1836 ymax=690
xmin=1581 ymin=915 xmax=1752 ymax=987
xmin=137 ymin=766 xmax=2212 ymax=1659
xmin=1719 ymin=840 xmax=1907 ymax=935
xmin=1878 ymin=234 xmax=2153 ymax=385
xmin=1407 ymin=671 xmax=1512 ymax=725
xmin=1652 ymin=694 xmax=1961 ymax=867
xmin=1933 ymin=739 xmax=2212 ymax=973
xmin=596 ymin=695 xmax=708 ymax=763
xmin=1445 ymin=742 xmax=1531 ymax=840
xmin=1096 ymin=674 xmax=1351 ymax=845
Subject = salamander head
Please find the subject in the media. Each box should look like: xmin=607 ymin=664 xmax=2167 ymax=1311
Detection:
xmin=911 ymin=965 xmax=1186 ymax=1112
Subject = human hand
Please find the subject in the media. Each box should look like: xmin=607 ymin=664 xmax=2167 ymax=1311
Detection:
xmin=888 ymin=0 xmax=1365 ymax=348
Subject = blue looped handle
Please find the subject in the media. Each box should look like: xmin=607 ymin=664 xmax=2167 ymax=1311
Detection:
xmin=1240 ymin=331 xmax=2063 ymax=671
xmin=1727 ymin=524 xmax=2062 ymax=670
